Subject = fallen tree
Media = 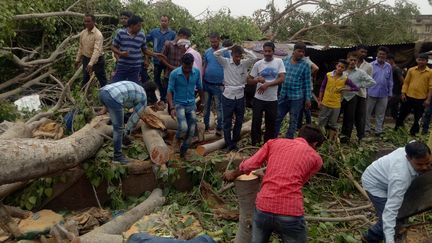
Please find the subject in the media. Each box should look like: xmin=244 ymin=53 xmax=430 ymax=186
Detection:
xmin=0 ymin=116 xmax=111 ymax=185
xmin=80 ymin=188 xmax=165 ymax=243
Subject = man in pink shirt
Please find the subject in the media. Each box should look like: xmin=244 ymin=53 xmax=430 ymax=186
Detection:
xmin=224 ymin=125 xmax=325 ymax=243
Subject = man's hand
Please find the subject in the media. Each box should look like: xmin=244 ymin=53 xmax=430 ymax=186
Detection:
xmin=86 ymin=64 xmax=93 ymax=74
xmin=97 ymin=107 xmax=107 ymax=116
xmin=305 ymin=100 xmax=311 ymax=109
xmin=257 ymin=82 xmax=269 ymax=94
xmin=256 ymin=76 xmax=265 ymax=84
xmin=424 ymin=99 xmax=431 ymax=108
xmin=401 ymin=93 xmax=407 ymax=102
xmin=317 ymin=100 xmax=322 ymax=109
xmin=223 ymin=170 xmax=241 ymax=182
xmin=170 ymin=108 xmax=176 ymax=120
xmin=119 ymin=51 xmax=129 ymax=57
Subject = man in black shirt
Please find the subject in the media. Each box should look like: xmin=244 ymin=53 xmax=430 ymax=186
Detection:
xmin=387 ymin=54 xmax=404 ymax=121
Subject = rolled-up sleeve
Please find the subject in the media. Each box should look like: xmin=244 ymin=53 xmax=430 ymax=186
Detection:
xmin=239 ymin=141 xmax=269 ymax=174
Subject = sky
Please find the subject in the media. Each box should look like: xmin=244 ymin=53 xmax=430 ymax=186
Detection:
xmin=169 ymin=0 xmax=432 ymax=18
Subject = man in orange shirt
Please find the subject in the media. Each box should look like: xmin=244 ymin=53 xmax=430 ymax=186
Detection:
xmin=395 ymin=53 xmax=432 ymax=135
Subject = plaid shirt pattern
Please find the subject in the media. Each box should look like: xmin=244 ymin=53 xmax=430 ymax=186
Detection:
xmin=239 ymin=138 xmax=322 ymax=216
xmin=162 ymin=41 xmax=186 ymax=77
xmin=280 ymin=56 xmax=312 ymax=101
xmin=101 ymin=81 xmax=147 ymax=133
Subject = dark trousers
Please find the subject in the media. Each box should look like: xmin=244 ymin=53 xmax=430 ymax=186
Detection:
xmin=222 ymin=96 xmax=245 ymax=150
xmin=251 ymin=208 xmax=306 ymax=243
xmin=422 ymin=103 xmax=432 ymax=133
xmin=297 ymin=107 xmax=312 ymax=130
xmin=82 ymin=56 xmax=107 ymax=87
xmin=251 ymin=98 xmax=277 ymax=146
xmin=364 ymin=192 xmax=387 ymax=242
xmin=112 ymin=64 xmax=140 ymax=83
xmin=388 ymin=95 xmax=401 ymax=121
xmin=395 ymin=96 xmax=425 ymax=135
xmin=153 ymin=63 xmax=166 ymax=102
xmin=341 ymin=96 xmax=367 ymax=140
xmin=274 ymin=97 xmax=304 ymax=139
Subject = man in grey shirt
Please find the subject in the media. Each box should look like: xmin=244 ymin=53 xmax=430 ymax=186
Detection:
xmin=214 ymin=45 xmax=256 ymax=151
xmin=361 ymin=141 xmax=432 ymax=243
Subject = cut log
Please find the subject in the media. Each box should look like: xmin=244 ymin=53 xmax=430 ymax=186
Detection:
xmin=0 ymin=182 xmax=28 ymax=199
xmin=196 ymin=120 xmax=252 ymax=156
xmin=141 ymin=107 xmax=166 ymax=130
xmin=141 ymin=124 xmax=169 ymax=165
xmin=234 ymin=174 xmax=260 ymax=243
xmin=80 ymin=188 xmax=165 ymax=243
xmin=0 ymin=118 xmax=48 ymax=139
xmin=0 ymin=116 xmax=111 ymax=185
xmin=0 ymin=202 xmax=21 ymax=238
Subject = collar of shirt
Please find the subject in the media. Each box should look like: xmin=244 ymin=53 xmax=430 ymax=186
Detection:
xmin=372 ymin=60 xmax=390 ymax=68
xmin=415 ymin=66 xmax=430 ymax=72
xmin=284 ymin=55 xmax=305 ymax=64
xmin=176 ymin=67 xmax=199 ymax=78
xmin=295 ymin=137 xmax=309 ymax=146
xmin=86 ymin=26 xmax=97 ymax=34
xmin=407 ymin=160 xmax=419 ymax=177
xmin=330 ymin=70 xmax=346 ymax=78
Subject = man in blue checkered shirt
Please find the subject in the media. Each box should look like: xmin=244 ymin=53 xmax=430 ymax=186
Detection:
xmin=275 ymin=42 xmax=312 ymax=138
xmin=99 ymin=81 xmax=147 ymax=164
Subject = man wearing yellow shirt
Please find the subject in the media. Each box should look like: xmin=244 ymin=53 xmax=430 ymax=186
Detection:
xmin=75 ymin=14 xmax=107 ymax=87
xmin=395 ymin=53 xmax=432 ymax=135
xmin=318 ymin=60 xmax=359 ymax=135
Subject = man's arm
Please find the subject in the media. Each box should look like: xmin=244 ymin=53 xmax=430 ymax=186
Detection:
xmin=401 ymin=69 xmax=412 ymax=102
xmin=243 ymin=49 xmax=258 ymax=66
xmin=224 ymin=141 xmax=270 ymax=181
xmin=360 ymin=70 xmax=376 ymax=88
xmin=125 ymin=100 xmax=147 ymax=134
xmin=247 ymin=63 xmax=264 ymax=85
xmin=388 ymin=66 xmax=394 ymax=97
xmin=303 ymin=64 xmax=312 ymax=109
xmin=344 ymin=79 xmax=360 ymax=91
xmin=257 ymin=72 xmax=285 ymax=94
xmin=382 ymin=177 xmax=411 ymax=243
xmin=196 ymin=73 xmax=205 ymax=112
xmin=213 ymin=47 xmax=229 ymax=67
xmin=167 ymin=71 xmax=176 ymax=119
xmin=318 ymin=75 xmax=328 ymax=107
xmin=89 ymin=32 xmax=103 ymax=66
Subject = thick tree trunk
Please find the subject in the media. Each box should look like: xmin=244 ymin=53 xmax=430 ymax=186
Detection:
xmin=234 ymin=174 xmax=260 ymax=243
xmin=80 ymin=188 xmax=165 ymax=243
xmin=196 ymin=120 xmax=252 ymax=156
xmin=141 ymin=124 xmax=169 ymax=165
xmin=0 ymin=117 xmax=111 ymax=185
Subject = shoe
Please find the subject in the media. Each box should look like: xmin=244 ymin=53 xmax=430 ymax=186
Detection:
xmin=375 ymin=132 xmax=383 ymax=138
xmin=215 ymin=129 xmax=223 ymax=136
xmin=112 ymin=155 xmax=129 ymax=165
xmin=340 ymin=136 xmax=350 ymax=144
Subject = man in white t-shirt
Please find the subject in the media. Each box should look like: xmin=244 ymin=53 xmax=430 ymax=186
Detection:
xmin=247 ymin=42 xmax=286 ymax=145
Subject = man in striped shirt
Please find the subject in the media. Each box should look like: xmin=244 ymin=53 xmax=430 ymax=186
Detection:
xmin=111 ymin=15 xmax=157 ymax=84
xmin=224 ymin=125 xmax=325 ymax=242
xmin=99 ymin=81 xmax=147 ymax=164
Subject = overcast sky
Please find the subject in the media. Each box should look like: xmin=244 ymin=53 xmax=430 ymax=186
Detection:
xmin=169 ymin=0 xmax=432 ymax=18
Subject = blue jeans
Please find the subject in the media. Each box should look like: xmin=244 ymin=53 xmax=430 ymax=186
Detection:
xmin=222 ymin=96 xmax=245 ymax=149
xmin=364 ymin=191 xmax=387 ymax=242
xmin=112 ymin=64 xmax=141 ymax=83
xmin=204 ymin=82 xmax=223 ymax=130
xmin=99 ymin=90 xmax=124 ymax=159
xmin=175 ymin=104 xmax=197 ymax=153
xmin=153 ymin=63 xmax=167 ymax=102
xmin=297 ymin=106 xmax=312 ymax=130
xmin=274 ymin=97 xmax=304 ymax=138
xmin=251 ymin=208 xmax=307 ymax=243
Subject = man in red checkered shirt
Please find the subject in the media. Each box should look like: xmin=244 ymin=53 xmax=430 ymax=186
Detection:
xmin=224 ymin=125 xmax=325 ymax=243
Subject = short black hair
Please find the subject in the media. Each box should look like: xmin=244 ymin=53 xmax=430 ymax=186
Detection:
xmin=356 ymin=44 xmax=368 ymax=51
xmin=387 ymin=53 xmax=395 ymax=60
xmin=263 ymin=41 xmax=275 ymax=51
xmin=298 ymin=125 xmax=326 ymax=147
xmin=418 ymin=53 xmax=429 ymax=60
xmin=405 ymin=141 xmax=431 ymax=159
xmin=120 ymin=11 xmax=133 ymax=18
xmin=181 ymin=53 xmax=194 ymax=65
xmin=347 ymin=51 xmax=358 ymax=59
xmin=377 ymin=46 xmax=390 ymax=54
xmin=338 ymin=59 xmax=349 ymax=66
xmin=231 ymin=45 xmax=244 ymax=55
xmin=209 ymin=32 xmax=220 ymax=39
xmin=294 ymin=42 xmax=306 ymax=51
xmin=178 ymin=27 xmax=192 ymax=38
xmin=160 ymin=15 xmax=170 ymax=20
xmin=85 ymin=13 xmax=96 ymax=22
xmin=127 ymin=15 xmax=143 ymax=26
xmin=222 ymin=39 xmax=233 ymax=47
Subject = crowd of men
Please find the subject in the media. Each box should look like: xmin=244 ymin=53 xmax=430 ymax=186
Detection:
xmin=74 ymin=11 xmax=432 ymax=243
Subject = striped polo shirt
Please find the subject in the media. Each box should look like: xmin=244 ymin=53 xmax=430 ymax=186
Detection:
xmin=112 ymin=29 xmax=147 ymax=68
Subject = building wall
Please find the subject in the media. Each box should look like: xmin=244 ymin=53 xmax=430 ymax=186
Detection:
xmin=411 ymin=15 xmax=432 ymax=41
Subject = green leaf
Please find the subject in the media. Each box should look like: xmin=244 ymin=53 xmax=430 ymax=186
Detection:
xmin=44 ymin=188 xmax=53 ymax=197
xmin=28 ymin=196 xmax=37 ymax=204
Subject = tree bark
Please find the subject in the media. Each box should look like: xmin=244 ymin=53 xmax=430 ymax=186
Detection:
xmin=0 ymin=118 xmax=48 ymax=140
xmin=141 ymin=124 xmax=169 ymax=165
xmin=80 ymin=188 xmax=165 ymax=243
xmin=196 ymin=120 xmax=252 ymax=156
xmin=0 ymin=70 xmax=54 ymax=100
xmin=234 ymin=175 xmax=260 ymax=243
xmin=0 ymin=117 xmax=111 ymax=185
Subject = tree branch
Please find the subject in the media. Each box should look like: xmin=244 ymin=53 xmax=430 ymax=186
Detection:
xmin=66 ymin=0 xmax=82 ymax=11
xmin=13 ymin=12 xmax=111 ymax=21
xmin=0 ymin=70 xmax=55 ymax=100
xmin=0 ymin=63 xmax=53 ymax=91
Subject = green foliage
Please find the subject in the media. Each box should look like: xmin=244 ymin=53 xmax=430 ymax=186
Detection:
xmin=6 ymin=176 xmax=62 ymax=210
xmin=0 ymin=101 xmax=20 ymax=122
